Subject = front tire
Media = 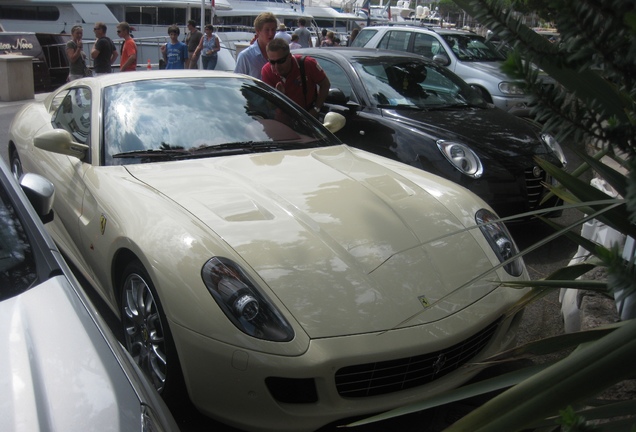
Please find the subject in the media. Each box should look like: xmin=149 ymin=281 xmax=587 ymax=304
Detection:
xmin=119 ymin=260 xmax=186 ymax=403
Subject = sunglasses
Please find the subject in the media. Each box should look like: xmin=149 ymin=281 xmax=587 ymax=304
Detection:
xmin=116 ymin=30 xmax=122 ymax=33
xmin=93 ymin=28 xmax=100 ymax=31
xmin=268 ymin=54 xmax=288 ymax=65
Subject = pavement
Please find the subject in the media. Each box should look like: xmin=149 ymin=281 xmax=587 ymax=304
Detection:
xmin=0 ymin=91 xmax=49 ymax=108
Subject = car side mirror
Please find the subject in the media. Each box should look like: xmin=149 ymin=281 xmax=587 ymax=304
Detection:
xmin=20 ymin=173 xmax=55 ymax=223
xmin=433 ymin=54 xmax=450 ymax=66
xmin=326 ymin=88 xmax=348 ymax=106
xmin=323 ymin=112 xmax=346 ymax=134
xmin=34 ymin=129 xmax=89 ymax=160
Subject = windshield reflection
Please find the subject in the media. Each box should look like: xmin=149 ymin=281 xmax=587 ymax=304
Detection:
xmin=103 ymin=78 xmax=335 ymax=165
xmin=353 ymin=59 xmax=487 ymax=110
xmin=440 ymin=34 xmax=506 ymax=62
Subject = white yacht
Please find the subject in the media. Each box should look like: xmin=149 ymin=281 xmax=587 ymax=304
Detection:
xmin=0 ymin=0 xmax=360 ymax=70
xmin=0 ymin=0 xmax=238 ymax=69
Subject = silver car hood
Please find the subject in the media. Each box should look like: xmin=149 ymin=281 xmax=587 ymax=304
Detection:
xmin=0 ymin=276 xmax=141 ymax=431
xmin=127 ymin=145 xmax=500 ymax=337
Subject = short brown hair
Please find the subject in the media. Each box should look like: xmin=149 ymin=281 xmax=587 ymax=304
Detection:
xmin=266 ymin=38 xmax=291 ymax=56
xmin=254 ymin=12 xmax=277 ymax=31
xmin=94 ymin=22 xmax=107 ymax=32
xmin=117 ymin=22 xmax=131 ymax=33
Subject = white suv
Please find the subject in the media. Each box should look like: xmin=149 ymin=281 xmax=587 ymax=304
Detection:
xmin=351 ymin=26 xmax=546 ymax=116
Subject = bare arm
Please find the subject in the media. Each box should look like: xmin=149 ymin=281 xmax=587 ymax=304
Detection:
xmin=315 ymin=76 xmax=330 ymax=110
xmin=193 ymin=35 xmax=205 ymax=56
xmin=66 ymin=41 xmax=83 ymax=62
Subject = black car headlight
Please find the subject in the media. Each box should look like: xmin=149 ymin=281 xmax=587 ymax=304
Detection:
xmin=475 ymin=209 xmax=523 ymax=277
xmin=202 ymin=257 xmax=294 ymax=342
xmin=437 ymin=140 xmax=484 ymax=178
xmin=540 ymin=133 xmax=567 ymax=167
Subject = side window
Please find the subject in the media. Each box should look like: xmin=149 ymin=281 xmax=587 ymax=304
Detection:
xmin=413 ymin=33 xmax=447 ymax=59
xmin=51 ymin=87 xmax=91 ymax=146
xmin=316 ymin=58 xmax=354 ymax=102
xmin=349 ymin=29 xmax=376 ymax=47
xmin=378 ymin=31 xmax=411 ymax=52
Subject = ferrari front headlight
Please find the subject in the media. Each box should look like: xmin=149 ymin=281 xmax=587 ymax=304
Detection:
xmin=475 ymin=209 xmax=523 ymax=277
xmin=202 ymin=257 xmax=294 ymax=342
xmin=437 ymin=140 xmax=484 ymax=178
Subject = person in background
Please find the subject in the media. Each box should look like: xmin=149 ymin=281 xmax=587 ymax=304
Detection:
xmin=193 ymin=24 xmax=221 ymax=70
xmin=347 ymin=28 xmax=359 ymax=46
xmin=234 ymin=12 xmax=278 ymax=79
xmin=293 ymin=17 xmax=313 ymax=48
xmin=261 ymin=38 xmax=330 ymax=118
xmin=117 ymin=22 xmax=137 ymax=71
xmin=321 ymin=31 xmax=335 ymax=47
xmin=91 ymin=22 xmax=118 ymax=75
xmin=185 ymin=19 xmax=203 ymax=69
xmin=274 ymin=23 xmax=291 ymax=43
xmin=161 ymin=25 xmax=188 ymax=69
xmin=65 ymin=25 xmax=87 ymax=81
xmin=289 ymin=33 xmax=302 ymax=50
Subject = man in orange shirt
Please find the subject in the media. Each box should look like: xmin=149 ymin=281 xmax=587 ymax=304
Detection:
xmin=117 ymin=22 xmax=137 ymax=72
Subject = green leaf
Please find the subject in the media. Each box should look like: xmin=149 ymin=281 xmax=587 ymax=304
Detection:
xmin=444 ymin=319 xmax=636 ymax=432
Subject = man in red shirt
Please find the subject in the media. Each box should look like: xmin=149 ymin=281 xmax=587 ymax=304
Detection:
xmin=117 ymin=22 xmax=137 ymax=72
xmin=261 ymin=38 xmax=330 ymax=118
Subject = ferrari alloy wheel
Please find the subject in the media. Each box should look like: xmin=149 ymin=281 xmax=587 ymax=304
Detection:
xmin=120 ymin=261 xmax=174 ymax=394
xmin=10 ymin=150 xmax=22 ymax=182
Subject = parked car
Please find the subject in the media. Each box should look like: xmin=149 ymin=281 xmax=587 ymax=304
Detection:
xmin=350 ymin=26 xmax=555 ymax=116
xmin=297 ymin=48 xmax=566 ymax=220
xmin=0 ymin=158 xmax=178 ymax=432
xmin=9 ymin=70 xmax=529 ymax=432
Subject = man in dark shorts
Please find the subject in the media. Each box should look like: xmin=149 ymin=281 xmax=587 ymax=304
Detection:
xmin=185 ymin=19 xmax=203 ymax=69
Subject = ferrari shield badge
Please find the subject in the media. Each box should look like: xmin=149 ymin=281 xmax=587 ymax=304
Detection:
xmin=418 ymin=295 xmax=430 ymax=308
xmin=100 ymin=214 xmax=107 ymax=235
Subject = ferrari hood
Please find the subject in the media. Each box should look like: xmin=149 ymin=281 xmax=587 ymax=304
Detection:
xmin=126 ymin=145 xmax=502 ymax=337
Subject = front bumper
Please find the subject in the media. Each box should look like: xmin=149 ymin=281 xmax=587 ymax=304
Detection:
xmin=170 ymin=290 xmax=527 ymax=432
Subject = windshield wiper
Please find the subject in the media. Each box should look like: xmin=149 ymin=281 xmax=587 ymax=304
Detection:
xmin=113 ymin=148 xmax=190 ymax=159
xmin=377 ymin=104 xmax=426 ymax=110
xmin=191 ymin=141 xmax=281 ymax=154
xmin=191 ymin=140 xmax=328 ymax=156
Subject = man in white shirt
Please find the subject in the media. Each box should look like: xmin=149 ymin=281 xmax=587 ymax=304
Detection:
xmin=274 ymin=24 xmax=291 ymax=43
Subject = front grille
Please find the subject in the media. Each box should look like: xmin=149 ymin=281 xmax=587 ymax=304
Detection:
xmin=334 ymin=319 xmax=500 ymax=398
xmin=525 ymin=167 xmax=548 ymax=209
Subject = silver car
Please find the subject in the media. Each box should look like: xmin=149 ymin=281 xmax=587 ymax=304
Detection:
xmin=350 ymin=26 xmax=552 ymax=116
xmin=0 ymin=158 xmax=178 ymax=432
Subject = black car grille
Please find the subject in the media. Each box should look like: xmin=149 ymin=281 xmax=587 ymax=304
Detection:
xmin=334 ymin=319 xmax=500 ymax=398
xmin=525 ymin=166 xmax=548 ymax=209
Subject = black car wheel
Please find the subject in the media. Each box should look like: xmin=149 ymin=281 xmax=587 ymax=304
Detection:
xmin=120 ymin=260 xmax=186 ymax=403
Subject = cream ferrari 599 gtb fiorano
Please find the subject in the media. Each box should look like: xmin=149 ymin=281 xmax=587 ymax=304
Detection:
xmin=8 ymin=70 xmax=529 ymax=432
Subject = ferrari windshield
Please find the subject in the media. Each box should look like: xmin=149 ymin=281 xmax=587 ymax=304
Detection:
xmin=103 ymin=78 xmax=338 ymax=165
xmin=353 ymin=58 xmax=488 ymax=110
